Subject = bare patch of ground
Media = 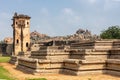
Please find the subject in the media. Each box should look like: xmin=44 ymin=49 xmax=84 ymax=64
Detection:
xmin=0 ymin=63 xmax=120 ymax=80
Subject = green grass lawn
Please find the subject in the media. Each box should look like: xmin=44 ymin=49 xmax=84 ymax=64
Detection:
xmin=0 ymin=56 xmax=15 ymax=80
xmin=0 ymin=56 xmax=11 ymax=63
xmin=0 ymin=66 xmax=15 ymax=80
xmin=0 ymin=56 xmax=47 ymax=80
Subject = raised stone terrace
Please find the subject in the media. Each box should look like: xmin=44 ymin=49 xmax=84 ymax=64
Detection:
xmin=11 ymin=40 xmax=120 ymax=76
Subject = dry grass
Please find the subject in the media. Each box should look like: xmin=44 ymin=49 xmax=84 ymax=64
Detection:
xmin=0 ymin=63 xmax=120 ymax=80
xmin=0 ymin=66 xmax=15 ymax=80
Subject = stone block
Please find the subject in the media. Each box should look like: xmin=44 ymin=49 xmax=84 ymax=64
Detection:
xmin=64 ymin=59 xmax=81 ymax=64
xmin=77 ymin=70 xmax=105 ymax=75
xmin=64 ymin=62 xmax=106 ymax=71
xmin=106 ymin=70 xmax=120 ymax=76
xmin=107 ymin=59 xmax=120 ymax=64
xmin=84 ymin=55 xmax=108 ymax=61
xmin=82 ymin=60 xmax=106 ymax=64
xmin=109 ymin=55 xmax=120 ymax=59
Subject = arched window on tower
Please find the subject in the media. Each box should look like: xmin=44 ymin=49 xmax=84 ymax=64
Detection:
xmin=16 ymin=22 xmax=17 ymax=25
xmin=26 ymin=42 xmax=29 ymax=47
xmin=27 ymin=22 xmax=29 ymax=25
xmin=17 ymin=39 xmax=19 ymax=44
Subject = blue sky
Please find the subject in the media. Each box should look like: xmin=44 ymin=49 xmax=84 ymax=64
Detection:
xmin=0 ymin=0 xmax=120 ymax=40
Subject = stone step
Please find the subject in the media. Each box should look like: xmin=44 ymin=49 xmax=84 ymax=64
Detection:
xmin=31 ymin=52 xmax=69 ymax=56
xmin=64 ymin=59 xmax=81 ymax=64
xmin=84 ymin=55 xmax=108 ymax=60
xmin=37 ymin=63 xmax=63 ymax=69
xmin=109 ymin=55 xmax=120 ymax=59
xmin=38 ymin=59 xmax=64 ymax=63
xmin=30 ymin=55 xmax=69 ymax=59
xmin=69 ymin=55 xmax=84 ymax=59
xmin=106 ymin=59 xmax=120 ymax=64
xmin=70 ymin=46 xmax=94 ymax=49
xmin=63 ymin=69 xmax=106 ymax=75
xmin=106 ymin=70 xmax=120 ymax=76
xmin=81 ymin=60 xmax=106 ymax=64
xmin=64 ymin=63 xmax=106 ymax=70
xmin=70 ymin=51 xmax=109 ymax=55
xmin=17 ymin=64 xmax=63 ymax=75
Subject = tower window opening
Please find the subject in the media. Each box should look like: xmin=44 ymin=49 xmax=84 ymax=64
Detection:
xmin=17 ymin=39 xmax=19 ymax=44
xmin=26 ymin=42 xmax=29 ymax=47
xmin=27 ymin=22 xmax=29 ymax=25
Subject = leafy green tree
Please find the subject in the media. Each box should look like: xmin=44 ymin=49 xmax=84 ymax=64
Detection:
xmin=100 ymin=25 xmax=120 ymax=39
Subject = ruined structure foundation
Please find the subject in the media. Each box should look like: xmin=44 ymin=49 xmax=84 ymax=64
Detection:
xmin=10 ymin=40 xmax=120 ymax=76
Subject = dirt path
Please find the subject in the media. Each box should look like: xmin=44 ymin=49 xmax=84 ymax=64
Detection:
xmin=0 ymin=63 xmax=120 ymax=80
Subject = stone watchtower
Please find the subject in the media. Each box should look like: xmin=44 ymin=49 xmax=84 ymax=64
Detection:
xmin=12 ymin=13 xmax=31 ymax=55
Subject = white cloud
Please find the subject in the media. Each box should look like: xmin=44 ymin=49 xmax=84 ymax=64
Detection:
xmin=0 ymin=12 xmax=11 ymax=19
xmin=112 ymin=0 xmax=120 ymax=2
xmin=0 ymin=12 xmax=12 ymax=40
xmin=40 ymin=8 xmax=49 ymax=16
xmin=62 ymin=8 xmax=74 ymax=15
xmin=61 ymin=8 xmax=81 ymax=24
xmin=15 ymin=0 xmax=23 ymax=2
xmin=88 ymin=0 xmax=97 ymax=4
xmin=104 ymin=0 xmax=120 ymax=11
xmin=35 ymin=8 xmax=81 ymax=36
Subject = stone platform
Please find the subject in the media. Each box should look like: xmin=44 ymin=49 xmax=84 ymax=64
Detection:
xmin=11 ymin=40 xmax=120 ymax=76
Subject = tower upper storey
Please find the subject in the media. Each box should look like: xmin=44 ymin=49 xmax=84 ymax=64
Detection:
xmin=12 ymin=12 xmax=31 ymax=28
xmin=13 ymin=12 xmax=31 ymax=19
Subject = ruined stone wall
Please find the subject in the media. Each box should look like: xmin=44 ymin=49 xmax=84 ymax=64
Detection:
xmin=6 ymin=44 xmax=13 ymax=55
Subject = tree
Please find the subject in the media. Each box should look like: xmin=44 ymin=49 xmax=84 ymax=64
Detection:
xmin=100 ymin=25 xmax=120 ymax=39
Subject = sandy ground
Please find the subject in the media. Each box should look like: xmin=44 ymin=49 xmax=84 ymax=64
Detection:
xmin=0 ymin=63 xmax=120 ymax=80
